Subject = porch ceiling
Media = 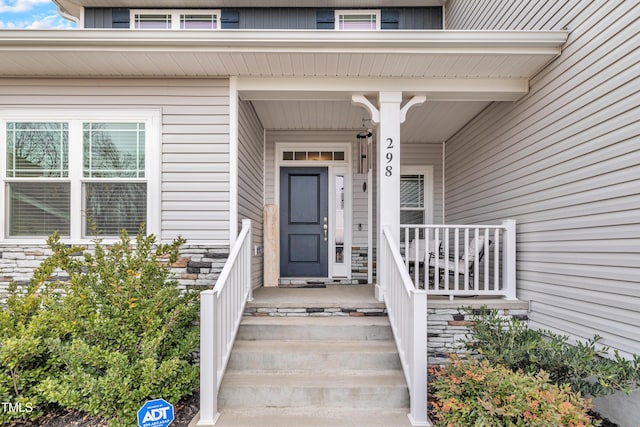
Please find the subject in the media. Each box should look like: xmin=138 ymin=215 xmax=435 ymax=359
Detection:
xmin=250 ymin=99 xmax=490 ymax=143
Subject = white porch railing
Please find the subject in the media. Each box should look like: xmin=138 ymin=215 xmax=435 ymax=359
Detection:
xmin=401 ymin=219 xmax=516 ymax=300
xmin=381 ymin=226 xmax=428 ymax=426
xmin=198 ymin=219 xmax=252 ymax=426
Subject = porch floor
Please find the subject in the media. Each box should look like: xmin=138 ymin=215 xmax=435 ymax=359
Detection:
xmin=247 ymin=284 xmax=528 ymax=311
xmin=248 ymin=284 xmax=384 ymax=310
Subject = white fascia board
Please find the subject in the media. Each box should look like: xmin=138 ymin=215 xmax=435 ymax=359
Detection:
xmin=238 ymin=77 xmax=530 ymax=102
xmin=0 ymin=29 xmax=568 ymax=54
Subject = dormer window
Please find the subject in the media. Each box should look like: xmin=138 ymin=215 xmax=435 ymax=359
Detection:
xmin=131 ymin=10 xmax=221 ymax=30
xmin=335 ymin=10 xmax=381 ymax=30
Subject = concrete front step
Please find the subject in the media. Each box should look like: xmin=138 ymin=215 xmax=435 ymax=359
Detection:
xmin=203 ymin=407 xmax=414 ymax=426
xmin=201 ymin=315 xmax=412 ymax=426
xmin=236 ymin=316 xmax=394 ymax=341
xmin=227 ymin=339 xmax=402 ymax=371
xmin=219 ymin=370 xmax=409 ymax=409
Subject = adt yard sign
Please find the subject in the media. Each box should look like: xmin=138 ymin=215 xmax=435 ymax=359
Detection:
xmin=137 ymin=399 xmax=174 ymax=427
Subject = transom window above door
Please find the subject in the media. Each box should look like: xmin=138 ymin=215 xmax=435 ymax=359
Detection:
xmin=335 ymin=10 xmax=381 ymax=30
xmin=282 ymin=151 xmax=345 ymax=161
xmin=131 ymin=10 xmax=221 ymax=29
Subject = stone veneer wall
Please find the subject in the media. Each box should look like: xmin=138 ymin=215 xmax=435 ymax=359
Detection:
xmin=351 ymin=246 xmax=369 ymax=284
xmin=427 ymin=306 xmax=529 ymax=366
xmin=0 ymin=244 xmax=229 ymax=292
xmin=243 ymin=296 xmax=529 ymax=364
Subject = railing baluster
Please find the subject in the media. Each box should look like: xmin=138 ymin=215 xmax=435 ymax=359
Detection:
xmin=464 ymin=228 xmax=469 ymax=291
xmin=404 ymin=228 xmax=409 ymax=270
xmin=444 ymin=228 xmax=449 ymax=291
xmin=473 ymin=228 xmax=479 ymax=291
xmin=453 ymin=227 xmax=459 ymax=291
xmin=434 ymin=228 xmax=440 ymax=291
xmin=483 ymin=228 xmax=489 ymax=292
xmin=413 ymin=228 xmax=419 ymax=287
xmin=494 ymin=228 xmax=500 ymax=291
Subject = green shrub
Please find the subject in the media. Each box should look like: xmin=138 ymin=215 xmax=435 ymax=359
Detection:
xmin=466 ymin=308 xmax=640 ymax=397
xmin=0 ymin=228 xmax=199 ymax=426
xmin=431 ymin=354 xmax=597 ymax=427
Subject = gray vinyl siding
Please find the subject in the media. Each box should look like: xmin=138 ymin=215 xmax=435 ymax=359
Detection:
xmin=238 ymin=8 xmax=316 ymax=29
xmin=399 ymin=8 xmax=443 ymax=30
xmin=444 ymin=1 xmax=640 ymax=357
xmin=238 ymin=100 xmax=265 ymax=288
xmin=0 ymin=78 xmax=231 ymax=245
xmin=236 ymin=7 xmax=442 ymax=30
xmin=84 ymin=6 xmax=442 ymax=29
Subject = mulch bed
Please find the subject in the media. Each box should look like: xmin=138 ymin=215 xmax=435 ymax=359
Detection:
xmin=8 ymin=391 xmax=200 ymax=427
xmin=8 ymin=389 xmax=618 ymax=427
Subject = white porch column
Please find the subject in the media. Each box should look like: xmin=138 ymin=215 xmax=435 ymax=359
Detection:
xmin=352 ymin=92 xmax=425 ymax=301
xmin=376 ymin=92 xmax=403 ymax=300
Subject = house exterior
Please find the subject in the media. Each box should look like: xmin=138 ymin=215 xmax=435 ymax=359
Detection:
xmin=0 ymin=0 xmax=638 ymax=424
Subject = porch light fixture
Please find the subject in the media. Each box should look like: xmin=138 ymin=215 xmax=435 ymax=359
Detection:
xmin=356 ymin=129 xmax=372 ymax=174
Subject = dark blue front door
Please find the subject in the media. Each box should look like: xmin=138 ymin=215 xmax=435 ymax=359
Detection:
xmin=280 ymin=167 xmax=328 ymax=277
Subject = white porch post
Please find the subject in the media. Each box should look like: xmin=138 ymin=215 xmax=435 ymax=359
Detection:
xmin=376 ymin=92 xmax=403 ymax=300
xmin=352 ymin=92 xmax=425 ymax=301
xmin=502 ymin=219 xmax=517 ymax=300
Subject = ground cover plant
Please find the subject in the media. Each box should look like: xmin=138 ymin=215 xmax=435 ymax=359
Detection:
xmin=0 ymin=228 xmax=199 ymax=426
xmin=465 ymin=309 xmax=640 ymax=397
xmin=430 ymin=354 xmax=597 ymax=427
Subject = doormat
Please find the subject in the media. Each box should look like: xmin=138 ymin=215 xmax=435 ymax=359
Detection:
xmin=278 ymin=282 xmax=327 ymax=288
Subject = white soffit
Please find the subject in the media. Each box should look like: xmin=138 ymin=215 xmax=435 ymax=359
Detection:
xmin=0 ymin=30 xmax=567 ymax=95
xmin=251 ymin=99 xmax=489 ymax=142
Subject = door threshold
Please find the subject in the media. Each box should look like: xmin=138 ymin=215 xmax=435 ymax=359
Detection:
xmin=279 ymin=278 xmax=361 ymax=287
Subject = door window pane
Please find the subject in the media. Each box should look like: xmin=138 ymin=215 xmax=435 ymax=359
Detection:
xmin=8 ymin=182 xmax=70 ymax=236
xmin=401 ymin=210 xmax=424 ymax=225
xmin=6 ymin=122 xmax=68 ymax=178
xmin=335 ymin=175 xmax=345 ymax=263
xmin=84 ymin=182 xmax=146 ymax=236
xmin=400 ymin=175 xmax=424 ymax=208
xmin=83 ymin=123 xmax=145 ymax=178
xmin=400 ymin=174 xmax=426 ymax=241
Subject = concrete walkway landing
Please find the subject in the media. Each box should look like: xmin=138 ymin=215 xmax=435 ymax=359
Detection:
xmin=245 ymin=284 xmax=387 ymax=317
xmin=248 ymin=284 xmax=383 ymax=309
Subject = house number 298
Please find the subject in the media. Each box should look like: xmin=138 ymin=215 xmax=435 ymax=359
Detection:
xmin=385 ymin=138 xmax=394 ymax=177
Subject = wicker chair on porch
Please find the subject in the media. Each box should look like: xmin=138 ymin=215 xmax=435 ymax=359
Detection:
xmin=428 ymin=235 xmax=491 ymax=289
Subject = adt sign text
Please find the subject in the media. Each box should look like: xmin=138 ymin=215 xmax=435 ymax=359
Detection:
xmin=137 ymin=398 xmax=174 ymax=427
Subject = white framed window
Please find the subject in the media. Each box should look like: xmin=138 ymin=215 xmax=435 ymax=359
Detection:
xmin=335 ymin=10 xmax=381 ymax=30
xmin=400 ymin=166 xmax=434 ymax=240
xmin=1 ymin=110 xmax=161 ymax=242
xmin=131 ymin=10 xmax=221 ymax=30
